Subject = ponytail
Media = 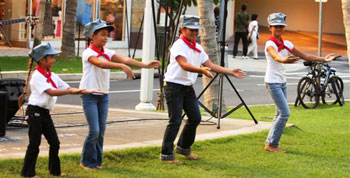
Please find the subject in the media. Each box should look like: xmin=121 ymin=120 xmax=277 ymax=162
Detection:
xmin=18 ymin=58 xmax=34 ymax=108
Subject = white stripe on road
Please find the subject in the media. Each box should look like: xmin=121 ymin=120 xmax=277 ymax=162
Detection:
xmin=249 ymin=75 xmax=302 ymax=80
xmin=257 ymin=83 xmax=298 ymax=86
xmin=108 ymin=89 xmax=160 ymax=94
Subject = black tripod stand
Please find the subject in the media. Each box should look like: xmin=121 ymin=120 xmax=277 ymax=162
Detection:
xmin=195 ymin=0 xmax=258 ymax=129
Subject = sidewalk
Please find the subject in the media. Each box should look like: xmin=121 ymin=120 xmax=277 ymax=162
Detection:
xmin=0 ymin=104 xmax=283 ymax=159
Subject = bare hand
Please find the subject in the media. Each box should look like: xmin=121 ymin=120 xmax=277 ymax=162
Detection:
xmin=201 ymin=67 xmax=214 ymax=79
xmin=122 ymin=64 xmax=135 ymax=79
xmin=231 ymin=69 xmax=246 ymax=79
xmin=324 ymin=53 xmax=337 ymax=62
xmin=146 ymin=60 xmax=161 ymax=68
xmin=69 ymin=88 xmax=84 ymax=95
xmin=284 ymin=56 xmax=299 ymax=63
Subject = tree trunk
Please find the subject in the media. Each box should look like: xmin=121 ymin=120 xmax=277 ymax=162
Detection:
xmin=197 ymin=0 xmax=226 ymax=115
xmin=341 ymin=0 xmax=350 ymax=71
xmin=43 ymin=0 xmax=54 ymax=36
xmin=60 ymin=0 xmax=77 ymax=59
xmin=33 ymin=0 xmax=46 ymax=47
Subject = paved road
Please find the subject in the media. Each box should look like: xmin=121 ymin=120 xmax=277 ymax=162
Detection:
xmin=58 ymin=59 xmax=350 ymax=110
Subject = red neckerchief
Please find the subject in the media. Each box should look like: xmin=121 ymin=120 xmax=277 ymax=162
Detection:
xmin=180 ymin=35 xmax=201 ymax=53
xmin=269 ymin=36 xmax=293 ymax=53
xmin=89 ymin=43 xmax=111 ymax=61
xmin=35 ymin=64 xmax=57 ymax=89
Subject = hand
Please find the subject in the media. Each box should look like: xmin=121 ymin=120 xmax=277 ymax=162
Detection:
xmin=83 ymin=89 xmax=107 ymax=94
xmin=231 ymin=69 xmax=246 ymax=79
xmin=146 ymin=60 xmax=161 ymax=68
xmin=324 ymin=53 xmax=336 ymax=62
xmin=121 ymin=64 xmax=135 ymax=79
xmin=201 ymin=67 xmax=214 ymax=79
xmin=284 ymin=56 xmax=299 ymax=63
xmin=69 ymin=88 xmax=84 ymax=95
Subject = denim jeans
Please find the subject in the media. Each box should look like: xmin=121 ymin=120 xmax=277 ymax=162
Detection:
xmin=161 ymin=82 xmax=202 ymax=160
xmin=81 ymin=94 xmax=109 ymax=168
xmin=21 ymin=105 xmax=61 ymax=177
xmin=266 ymin=83 xmax=290 ymax=147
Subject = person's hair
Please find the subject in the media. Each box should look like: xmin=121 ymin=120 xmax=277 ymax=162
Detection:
xmin=251 ymin=13 xmax=258 ymax=21
xmin=241 ymin=4 xmax=247 ymax=11
xmin=18 ymin=58 xmax=34 ymax=109
xmin=214 ymin=7 xmax=220 ymax=17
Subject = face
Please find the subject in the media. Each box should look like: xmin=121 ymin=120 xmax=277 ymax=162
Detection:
xmin=180 ymin=27 xmax=199 ymax=41
xmin=91 ymin=28 xmax=109 ymax=46
xmin=39 ymin=55 xmax=56 ymax=69
xmin=269 ymin=25 xmax=285 ymax=37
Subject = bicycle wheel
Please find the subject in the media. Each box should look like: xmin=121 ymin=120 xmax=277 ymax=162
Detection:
xmin=321 ymin=78 xmax=338 ymax=105
xmin=297 ymin=77 xmax=319 ymax=109
xmin=331 ymin=76 xmax=345 ymax=106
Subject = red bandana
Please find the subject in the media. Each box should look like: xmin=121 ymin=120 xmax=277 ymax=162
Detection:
xmin=89 ymin=43 xmax=111 ymax=61
xmin=268 ymin=36 xmax=293 ymax=53
xmin=180 ymin=35 xmax=201 ymax=53
xmin=35 ymin=64 xmax=57 ymax=89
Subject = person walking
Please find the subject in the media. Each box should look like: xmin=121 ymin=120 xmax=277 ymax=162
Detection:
xmin=233 ymin=4 xmax=249 ymax=59
xmin=264 ymin=13 xmax=336 ymax=153
xmin=160 ymin=15 xmax=246 ymax=163
xmin=79 ymin=19 xmax=160 ymax=169
xmin=247 ymin=13 xmax=259 ymax=59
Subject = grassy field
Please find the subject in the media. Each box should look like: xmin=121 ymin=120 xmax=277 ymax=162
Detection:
xmin=0 ymin=102 xmax=349 ymax=178
xmin=0 ymin=56 xmax=142 ymax=74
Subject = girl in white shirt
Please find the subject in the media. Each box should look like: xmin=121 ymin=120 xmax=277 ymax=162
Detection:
xmin=264 ymin=13 xmax=335 ymax=153
xmin=79 ymin=19 xmax=160 ymax=169
xmin=247 ymin=13 xmax=259 ymax=59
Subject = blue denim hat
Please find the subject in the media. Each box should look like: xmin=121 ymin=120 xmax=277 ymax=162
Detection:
xmin=84 ymin=19 xmax=115 ymax=39
xmin=267 ymin=13 xmax=287 ymax=26
xmin=29 ymin=42 xmax=61 ymax=62
xmin=180 ymin=15 xmax=201 ymax=30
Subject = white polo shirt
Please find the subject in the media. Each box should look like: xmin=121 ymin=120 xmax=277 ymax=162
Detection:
xmin=164 ymin=39 xmax=209 ymax=86
xmin=79 ymin=47 xmax=115 ymax=92
xmin=264 ymin=40 xmax=294 ymax=83
xmin=28 ymin=70 xmax=70 ymax=110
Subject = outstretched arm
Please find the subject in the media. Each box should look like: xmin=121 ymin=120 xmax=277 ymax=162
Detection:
xmin=111 ymin=54 xmax=161 ymax=68
xmin=292 ymin=47 xmax=336 ymax=62
xmin=202 ymin=60 xmax=246 ymax=79
xmin=266 ymin=46 xmax=299 ymax=64
xmin=176 ymin=56 xmax=214 ymax=79
xmin=88 ymin=56 xmax=135 ymax=79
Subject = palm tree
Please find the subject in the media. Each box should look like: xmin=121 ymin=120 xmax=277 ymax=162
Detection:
xmin=341 ymin=0 xmax=350 ymax=70
xmin=33 ymin=0 xmax=46 ymax=47
xmin=197 ymin=0 xmax=226 ymax=114
xmin=60 ymin=0 xmax=77 ymax=58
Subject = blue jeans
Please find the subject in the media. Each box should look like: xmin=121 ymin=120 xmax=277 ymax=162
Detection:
xmin=161 ymin=82 xmax=202 ymax=160
xmin=266 ymin=83 xmax=290 ymax=147
xmin=81 ymin=94 xmax=109 ymax=168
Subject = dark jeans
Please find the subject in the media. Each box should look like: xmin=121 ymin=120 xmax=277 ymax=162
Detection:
xmin=233 ymin=32 xmax=248 ymax=56
xmin=161 ymin=82 xmax=201 ymax=160
xmin=21 ymin=105 xmax=61 ymax=177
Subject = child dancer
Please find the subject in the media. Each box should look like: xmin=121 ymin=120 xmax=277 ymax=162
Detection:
xmin=264 ymin=13 xmax=335 ymax=153
xmin=79 ymin=19 xmax=160 ymax=169
xmin=160 ymin=15 xmax=246 ymax=163
xmin=21 ymin=42 xmax=98 ymax=177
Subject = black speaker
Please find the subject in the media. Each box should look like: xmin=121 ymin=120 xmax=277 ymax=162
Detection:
xmin=0 ymin=91 xmax=8 ymax=137
xmin=0 ymin=78 xmax=26 ymax=124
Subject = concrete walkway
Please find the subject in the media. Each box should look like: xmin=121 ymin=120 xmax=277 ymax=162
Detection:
xmin=0 ymin=104 xmax=281 ymax=159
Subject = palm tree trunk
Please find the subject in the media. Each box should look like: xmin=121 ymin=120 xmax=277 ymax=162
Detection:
xmin=33 ymin=0 xmax=46 ymax=47
xmin=60 ymin=0 xmax=77 ymax=59
xmin=341 ymin=0 xmax=350 ymax=71
xmin=197 ymin=0 xmax=226 ymax=115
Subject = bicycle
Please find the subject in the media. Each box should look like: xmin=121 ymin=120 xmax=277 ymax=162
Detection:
xmin=295 ymin=59 xmax=344 ymax=109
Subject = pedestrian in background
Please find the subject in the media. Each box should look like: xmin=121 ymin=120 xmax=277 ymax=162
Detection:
xmin=160 ymin=15 xmax=246 ymax=163
xmin=247 ymin=13 xmax=259 ymax=59
xmin=233 ymin=4 xmax=249 ymax=59
xmin=20 ymin=42 xmax=97 ymax=177
xmin=264 ymin=13 xmax=336 ymax=153
xmin=79 ymin=19 xmax=160 ymax=169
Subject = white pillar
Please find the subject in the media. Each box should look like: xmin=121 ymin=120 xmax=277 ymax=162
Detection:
xmin=135 ymin=0 xmax=156 ymax=111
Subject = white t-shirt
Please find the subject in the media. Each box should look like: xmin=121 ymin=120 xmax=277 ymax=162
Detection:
xmin=264 ymin=40 xmax=294 ymax=83
xmin=28 ymin=70 xmax=70 ymax=110
xmin=79 ymin=47 xmax=115 ymax=92
xmin=248 ymin=20 xmax=258 ymax=38
xmin=164 ymin=39 xmax=209 ymax=86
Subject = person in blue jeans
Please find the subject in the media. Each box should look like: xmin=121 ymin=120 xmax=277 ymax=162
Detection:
xmin=161 ymin=15 xmax=246 ymax=163
xmin=264 ymin=13 xmax=336 ymax=153
xmin=79 ymin=19 xmax=160 ymax=169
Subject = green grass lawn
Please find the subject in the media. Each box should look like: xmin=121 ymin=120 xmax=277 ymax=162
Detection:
xmin=1 ymin=103 xmax=349 ymax=178
xmin=0 ymin=56 xmax=142 ymax=74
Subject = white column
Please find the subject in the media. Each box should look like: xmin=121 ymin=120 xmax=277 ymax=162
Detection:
xmin=135 ymin=0 xmax=156 ymax=111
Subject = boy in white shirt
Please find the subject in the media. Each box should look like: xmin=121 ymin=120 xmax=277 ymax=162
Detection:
xmin=161 ymin=15 xmax=246 ymax=163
